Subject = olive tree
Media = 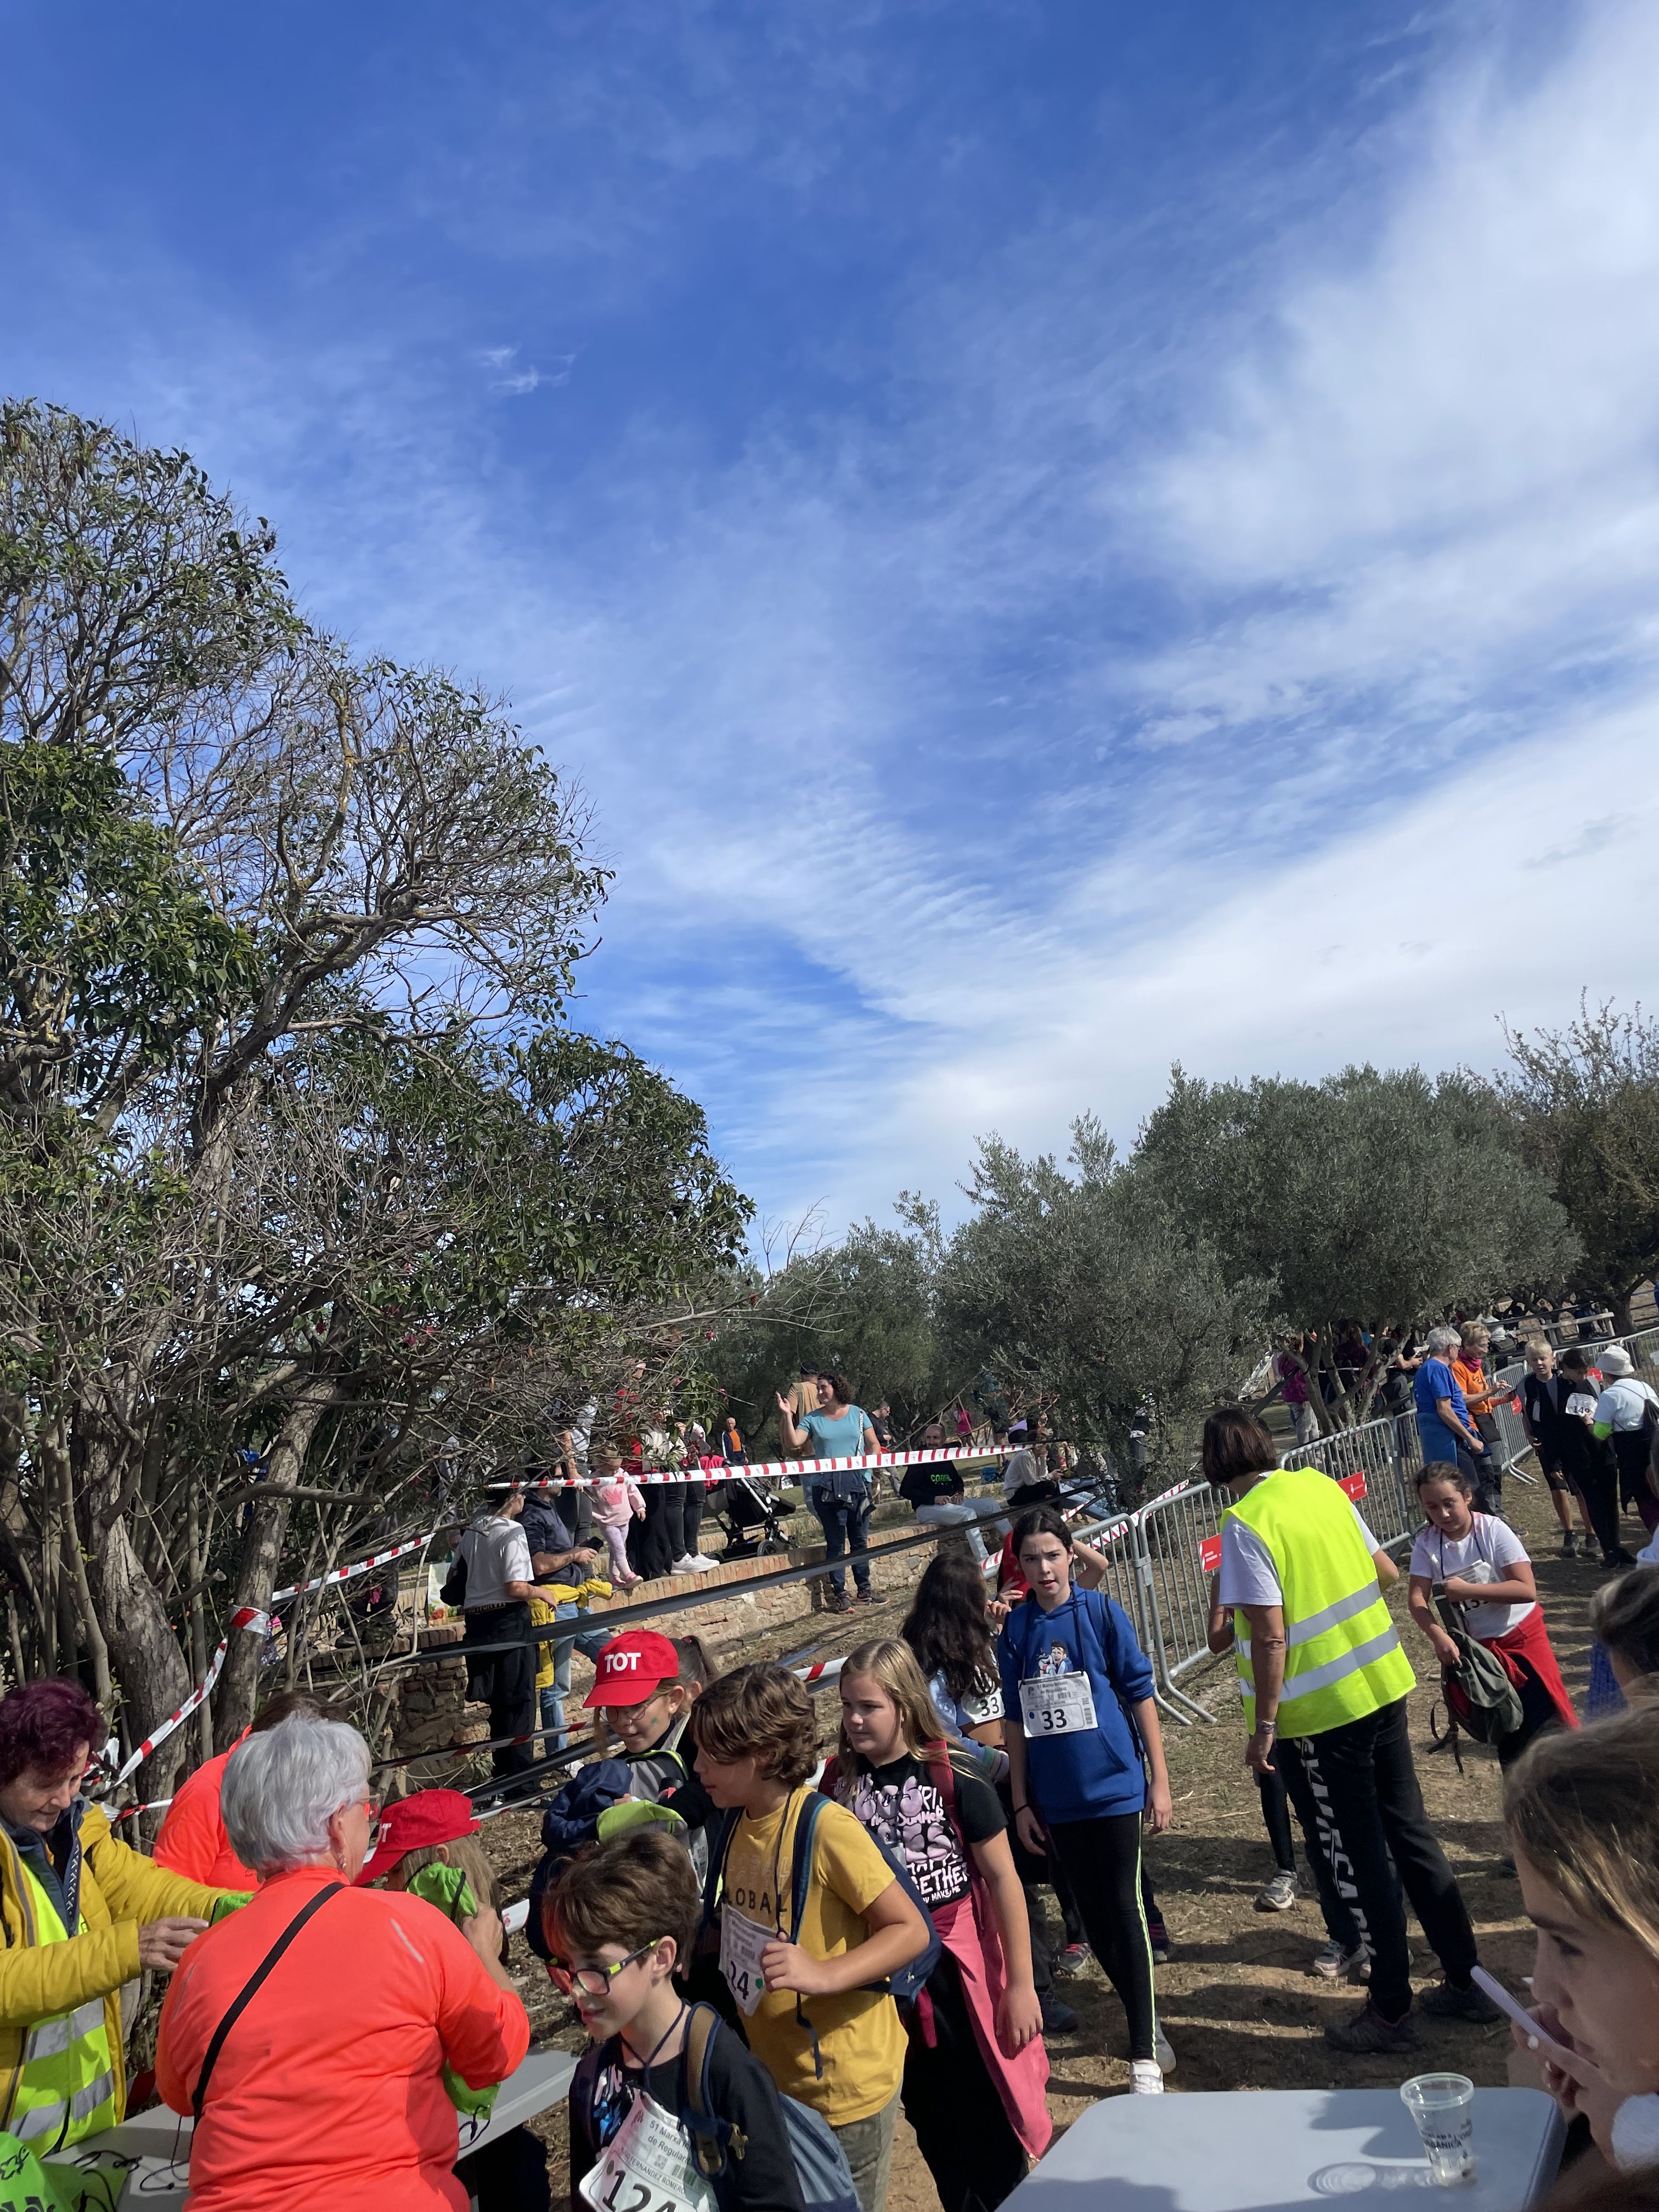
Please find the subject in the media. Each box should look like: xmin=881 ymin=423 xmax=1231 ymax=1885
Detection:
xmin=1136 ymin=1063 xmax=1577 ymax=1425
xmin=934 ymin=1118 xmax=1271 ymax=1496
xmin=1497 ymin=1000 xmax=1659 ymax=1333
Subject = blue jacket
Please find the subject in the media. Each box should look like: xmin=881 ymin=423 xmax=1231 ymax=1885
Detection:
xmin=997 ymin=1586 xmax=1154 ymax=1821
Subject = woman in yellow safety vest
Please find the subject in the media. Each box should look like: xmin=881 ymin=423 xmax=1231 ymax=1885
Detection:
xmin=0 ymin=1678 xmax=244 ymax=2156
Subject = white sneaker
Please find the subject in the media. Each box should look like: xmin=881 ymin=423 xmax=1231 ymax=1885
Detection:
xmin=670 ymin=1555 xmax=699 ymax=1574
xmin=686 ymin=1553 xmax=718 ymax=1570
xmin=1154 ymin=2026 xmax=1177 ymax=2074
xmin=1129 ymin=2060 xmax=1165 ymax=2095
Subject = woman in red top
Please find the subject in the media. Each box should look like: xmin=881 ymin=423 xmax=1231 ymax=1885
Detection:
xmin=156 ymin=1713 xmax=527 ymax=2212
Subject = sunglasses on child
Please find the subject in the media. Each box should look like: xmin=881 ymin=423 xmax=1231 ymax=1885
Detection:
xmin=547 ymin=1937 xmax=666 ymax=1997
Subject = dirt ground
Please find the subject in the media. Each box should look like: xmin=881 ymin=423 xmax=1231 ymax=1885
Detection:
xmin=482 ymin=1461 xmax=1612 ymax=2212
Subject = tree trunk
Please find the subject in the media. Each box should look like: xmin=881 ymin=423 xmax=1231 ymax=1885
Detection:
xmin=91 ymin=1514 xmax=194 ymax=1793
xmin=212 ymin=1377 xmax=339 ymax=1739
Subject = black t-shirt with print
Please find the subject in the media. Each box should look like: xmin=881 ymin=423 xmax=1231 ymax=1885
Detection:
xmin=571 ymin=2019 xmax=805 ymax=2212
xmin=899 ymin=1459 xmax=964 ymax=1508
xmin=845 ymin=1752 xmax=1005 ymax=1912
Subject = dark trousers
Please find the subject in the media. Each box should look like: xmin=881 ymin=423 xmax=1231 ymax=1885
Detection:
xmin=462 ymin=1602 xmax=537 ymax=1782
xmin=904 ymin=1949 xmax=1028 ymax=2212
xmin=812 ymin=1492 xmax=872 ymax=1595
xmin=1047 ymin=1813 xmax=1157 ymax=2061
xmin=635 ymin=1481 xmax=687 ymax=1578
xmin=1276 ymin=1695 xmax=1476 ymax=2023
xmin=1471 ymin=1421 xmax=1504 ymax=1514
xmin=1570 ymin=1451 xmax=1625 ymax=1561
xmin=1261 ymin=1764 xmax=1364 ymax=1949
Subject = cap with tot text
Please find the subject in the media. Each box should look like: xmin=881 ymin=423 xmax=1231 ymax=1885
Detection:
xmin=584 ymin=1629 xmax=681 ymax=1707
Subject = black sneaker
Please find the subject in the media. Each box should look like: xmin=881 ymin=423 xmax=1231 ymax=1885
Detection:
xmin=1325 ymin=1997 xmax=1421 ymax=2054
xmin=854 ymin=1587 xmax=881 ymax=1605
xmin=1419 ymin=1978 xmax=1502 ymax=2023
xmin=1147 ymin=1917 xmax=1173 ymax=1964
xmin=1039 ymin=1991 xmax=1078 ymax=2035
xmin=1561 ymin=1532 xmax=1578 ymax=1559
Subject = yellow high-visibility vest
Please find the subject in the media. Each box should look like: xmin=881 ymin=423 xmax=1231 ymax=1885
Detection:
xmin=1226 ymin=1466 xmax=1414 ymax=1736
xmin=9 ymin=1864 xmax=119 ymax=2151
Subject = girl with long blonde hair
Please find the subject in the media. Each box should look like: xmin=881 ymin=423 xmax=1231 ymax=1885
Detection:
xmin=828 ymin=1638 xmax=1049 ymax=2212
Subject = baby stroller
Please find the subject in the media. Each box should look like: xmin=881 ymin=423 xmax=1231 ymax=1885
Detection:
xmin=713 ymin=1469 xmax=793 ymax=1558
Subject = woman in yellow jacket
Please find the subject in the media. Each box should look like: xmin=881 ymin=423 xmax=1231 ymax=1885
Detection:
xmin=0 ymin=1678 xmax=244 ymax=2155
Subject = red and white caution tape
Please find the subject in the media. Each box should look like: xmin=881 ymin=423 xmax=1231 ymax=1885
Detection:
xmin=108 ymin=1796 xmax=174 ymax=1823
xmin=109 ymin=1605 xmax=272 ymax=1787
xmin=272 ymin=1534 xmax=436 ymax=1604
xmin=498 ymin=1443 xmax=1023 ymax=1491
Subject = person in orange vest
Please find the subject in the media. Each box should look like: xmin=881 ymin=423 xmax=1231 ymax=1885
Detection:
xmin=154 ymin=1691 xmax=337 ymax=1888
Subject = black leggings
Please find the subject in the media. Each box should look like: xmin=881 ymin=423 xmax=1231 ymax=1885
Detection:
xmin=1046 ymin=1814 xmax=1157 ymax=2061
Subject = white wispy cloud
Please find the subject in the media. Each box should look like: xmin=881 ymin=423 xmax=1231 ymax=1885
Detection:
xmin=4 ymin=0 xmax=1651 ymax=1241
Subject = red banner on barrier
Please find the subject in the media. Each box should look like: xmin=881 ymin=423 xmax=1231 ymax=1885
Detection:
xmin=1339 ymin=1472 xmax=1368 ymax=1500
xmin=1199 ymin=1533 xmax=1221 ymax=1571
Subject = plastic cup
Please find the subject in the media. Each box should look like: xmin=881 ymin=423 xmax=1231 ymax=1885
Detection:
xmin=1401 ymin=2073 xmax=1475 ymax=2185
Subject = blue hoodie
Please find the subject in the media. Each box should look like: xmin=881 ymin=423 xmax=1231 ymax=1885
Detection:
xmin=997 ymin=1585 xmax=1154 ymax=1821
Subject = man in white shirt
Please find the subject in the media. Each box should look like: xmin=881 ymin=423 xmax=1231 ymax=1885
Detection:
xmin=458 ymin=1486 xmax=538 ymax=1797
xmin=1592 ymin=1345 xmax=1659 ymax=1541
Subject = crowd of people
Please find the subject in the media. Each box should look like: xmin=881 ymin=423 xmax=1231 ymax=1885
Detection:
xmin=4 ymin=1336 xmax=1659 ymax=2211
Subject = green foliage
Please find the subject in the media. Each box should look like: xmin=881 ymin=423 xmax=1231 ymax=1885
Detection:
xmin=710 ymin=1203 xmax=951 ymax=1444
xmin=0 ymin=398 xmax=750 ymax=1748
xmin=935 ymin=1117 xmax=1271 ymax=1486
xmin=1137 ymin=1062 xmax=1577 ymax=1417
xmin=1498 ymin=998 xmax=1659 ymax=1321
xmin=0 ymin=738 xmax=258 ymax=1122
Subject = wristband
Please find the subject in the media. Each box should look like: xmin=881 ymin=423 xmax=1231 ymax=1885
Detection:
xmin=1254 ymin=1719 xmax=1277 ymax=1736
xmin=1012 ymin=1802 xmax=1029 ymax=1814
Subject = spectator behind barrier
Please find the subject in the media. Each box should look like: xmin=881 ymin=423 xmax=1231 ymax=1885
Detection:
xmin=155 ymin=1713 xmax=528 ymax=2212
xmin=0 ymin=1678 xmax=244 ymax=2161
xmin=1506 ymin=1705 xmax=1659 ymax=2175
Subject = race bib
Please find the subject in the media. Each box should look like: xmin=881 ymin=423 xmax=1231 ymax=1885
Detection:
xmin=1019 ymin=1672 xmax=1097 ymax=1735
xmin=718 ymin=1905 xmax=772 ymax=2016
xmin=579 ymin=2089 xmax=718 ymax=2212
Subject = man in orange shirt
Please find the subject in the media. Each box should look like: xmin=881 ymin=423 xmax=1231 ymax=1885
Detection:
xmin=153 ymin=1691 xmax=336 ymax=1888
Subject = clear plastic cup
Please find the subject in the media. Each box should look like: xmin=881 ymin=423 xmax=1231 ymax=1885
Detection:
xmin=1401 ymin=2073 xmax=1476 ymax=2185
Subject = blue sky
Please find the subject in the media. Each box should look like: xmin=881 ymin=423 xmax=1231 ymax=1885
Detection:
xmin=5 ymin=1 xmax=1658 ymax=1239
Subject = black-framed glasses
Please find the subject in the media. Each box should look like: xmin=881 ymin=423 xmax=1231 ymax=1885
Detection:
xmin=547 ymin=1937 xmax=665 ymax=1997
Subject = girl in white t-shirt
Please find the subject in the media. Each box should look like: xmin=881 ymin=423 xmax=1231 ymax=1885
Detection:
xmin=1407 ymin=1464 xmax=1578 ymax=1764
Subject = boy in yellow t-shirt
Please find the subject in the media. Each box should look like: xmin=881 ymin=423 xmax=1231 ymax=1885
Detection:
xmin=692 ymin=1663 xmax=929 ymax=2212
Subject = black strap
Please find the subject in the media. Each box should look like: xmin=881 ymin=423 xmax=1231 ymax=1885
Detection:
xmin=192 ymin=1881 xmax=344 ymax=2121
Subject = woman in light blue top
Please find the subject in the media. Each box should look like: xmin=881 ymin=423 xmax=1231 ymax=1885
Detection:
xmin=776 ymin=1368 xmax=879 ymax=1613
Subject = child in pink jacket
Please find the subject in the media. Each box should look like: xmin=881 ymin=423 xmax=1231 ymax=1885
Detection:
xmin=590 ymin=1445 xmax=645 ymax=1585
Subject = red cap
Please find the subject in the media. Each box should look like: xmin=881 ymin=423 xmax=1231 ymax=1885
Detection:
xmin=356 ymin=1788 xmax=479 ymax=1886
xmin=584 ymin=1629 xmax=681 ymax=1708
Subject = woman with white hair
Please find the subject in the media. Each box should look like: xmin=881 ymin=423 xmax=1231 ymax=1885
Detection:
xmin=1592 ymin=1345 xmax=1659 ymax=1539
xmin=155 ymin=1713 xmax=528 ymax=2211
xmin=1412 ymin=1324 xmax=1493 ymax=1494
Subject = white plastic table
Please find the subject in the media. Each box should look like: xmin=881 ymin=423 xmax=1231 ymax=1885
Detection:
xmin=75 ymin=2044 xmax=578 ymax=2208
xmin=1001 ymin=2088 xmax=1565 ymax=2212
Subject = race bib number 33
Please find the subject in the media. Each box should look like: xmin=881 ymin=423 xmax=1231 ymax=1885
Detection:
xmin=1019 ymin=1672 xmax=1098 ymax=1735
